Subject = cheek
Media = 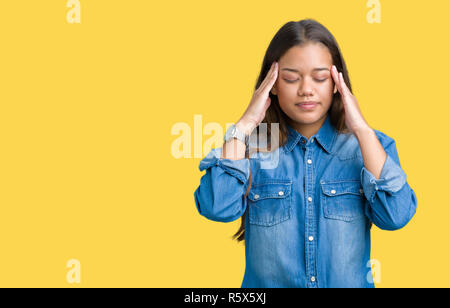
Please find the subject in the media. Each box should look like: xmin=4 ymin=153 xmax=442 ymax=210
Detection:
xmin=312 ymin=84 xmax=333 ymax=110
xmin=318 ymin=82 xmax=334 ymax=99
xmin=276 ymin=82 xmax=298 ymax=97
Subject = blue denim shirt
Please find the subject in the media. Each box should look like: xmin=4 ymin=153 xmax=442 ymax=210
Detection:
xmin=194 ymin=114 xmax=417 ymax=288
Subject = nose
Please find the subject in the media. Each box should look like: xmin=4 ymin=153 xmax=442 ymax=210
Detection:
xmin=298 ymin=78 xmax=314 ymax=97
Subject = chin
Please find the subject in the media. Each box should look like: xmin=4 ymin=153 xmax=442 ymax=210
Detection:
xmin=289 ymin=111 xmax=324 ymax=124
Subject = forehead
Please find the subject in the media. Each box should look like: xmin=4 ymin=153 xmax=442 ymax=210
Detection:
xmin=279 ymin=43 xmax=332 ymax=71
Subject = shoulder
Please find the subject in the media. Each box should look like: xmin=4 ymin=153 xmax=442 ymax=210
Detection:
xmin=332 ymin=128 xmax=395 ymax=160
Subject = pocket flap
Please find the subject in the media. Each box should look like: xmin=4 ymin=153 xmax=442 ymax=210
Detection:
xmin=248 ymin=180 xmax=292 ymax=201
xmin=321 ymin=181 xmax=364 ymax=197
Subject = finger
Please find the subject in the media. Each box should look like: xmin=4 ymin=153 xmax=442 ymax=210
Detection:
xmin=331 ymin=65 xmax=339 ymax=85
xmin=260 ymin=62 xmax=278 ymax=95
xmin=331 ymin=65 xmax=344 ymax=95
xmin=261 ymin=62 xmax=277 ymax=90
xmin=338 ymin=72 xmax=351 ymax=96
xmin=258 ymin=62 xmax=276 ymax=90
xmin=263 ymin=63 xmax=278 ymax=95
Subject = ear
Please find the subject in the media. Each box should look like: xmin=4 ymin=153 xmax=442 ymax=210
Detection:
xmin=271 ymin=86 xmax=277 ymax=95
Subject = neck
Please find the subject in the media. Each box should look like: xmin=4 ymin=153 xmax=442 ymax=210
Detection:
xmin=288 ymin=115 xmax=327 ymax=139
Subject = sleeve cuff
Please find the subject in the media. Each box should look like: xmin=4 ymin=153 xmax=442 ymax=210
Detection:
xmin=360 ymin=154 xmax=407 ymax=203
xmin=198 ymin=147 xmax=250 ymax=184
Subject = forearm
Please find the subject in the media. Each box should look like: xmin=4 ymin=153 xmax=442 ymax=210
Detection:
xmin=221 ymin=139 xmax=246 ymax=160
xmin=354 ymin=126 xmax=387 ymax=180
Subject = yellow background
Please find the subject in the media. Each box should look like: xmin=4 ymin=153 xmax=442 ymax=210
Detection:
xmin=0 ymin=0 xmax=446 ymax=287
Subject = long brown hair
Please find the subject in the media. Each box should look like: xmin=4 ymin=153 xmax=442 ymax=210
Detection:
xmin=232 ymin=19 xmax=352 ymax=243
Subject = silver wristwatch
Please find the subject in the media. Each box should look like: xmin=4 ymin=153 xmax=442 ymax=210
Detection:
xmin=224 ymin=124 xmax=249 ymax=146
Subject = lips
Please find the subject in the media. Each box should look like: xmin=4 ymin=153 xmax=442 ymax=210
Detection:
xmin=295 ymin=101 xmax=319 ymax=110
xmin=296 ymin=101 xmax=319 ymax=106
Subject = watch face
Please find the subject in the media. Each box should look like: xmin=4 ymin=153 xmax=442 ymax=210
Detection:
xmin=225 ymin=125 xmax=244 ymax=143
xmin=225 ymin=125 xmax=235 ymax=140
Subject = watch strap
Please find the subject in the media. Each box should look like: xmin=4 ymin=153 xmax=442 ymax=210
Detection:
xmin=224 ymin=124 xmax=249 ymax=146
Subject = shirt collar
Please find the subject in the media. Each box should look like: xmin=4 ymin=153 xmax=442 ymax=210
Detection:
xmin=283 ymin=114 xmax=337 ymax=154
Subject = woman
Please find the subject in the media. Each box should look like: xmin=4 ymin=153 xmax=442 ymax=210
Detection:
xmin=194 ymin=19 xmax=417 ymax=288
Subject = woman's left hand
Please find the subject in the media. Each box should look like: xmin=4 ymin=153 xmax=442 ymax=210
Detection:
xmin=331 ymin=65 xmax=370 ymax=134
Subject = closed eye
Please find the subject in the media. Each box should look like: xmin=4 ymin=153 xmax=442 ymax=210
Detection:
xmin=284 ymin=78 xmax=327 ymax=83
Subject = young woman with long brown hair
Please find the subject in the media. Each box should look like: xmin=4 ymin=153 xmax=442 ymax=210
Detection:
xmin=194 ymin=19 xmax=417 ymax=288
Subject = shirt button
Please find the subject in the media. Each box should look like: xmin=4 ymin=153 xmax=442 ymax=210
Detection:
xmin=308 ymin=236 xmax=314 ymax=241
xmin=301 ymin=139 xmax=305 ymax=144
xmin=307 ymin=197 xmax=312 ymax=202
xmin=278 ymin=191 xmax=284 ymax=196
xmin=310 ymin=276 xmax=316 ymax=282
xmin=311 ymin=138 xmax=315 ymax=143
xmin=254 ymin=194 xmax=260 ymax=200
xmin=330 ymin=189 xmax=336 ymax=194
xmin=307 ymin=159 xmax=312 ymax=164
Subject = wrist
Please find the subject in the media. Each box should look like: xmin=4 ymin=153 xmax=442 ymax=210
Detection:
xmin=236 ymin=119 xmax=257 ymax=136
xmin=353 ymin=124 xmax=374 ymax=140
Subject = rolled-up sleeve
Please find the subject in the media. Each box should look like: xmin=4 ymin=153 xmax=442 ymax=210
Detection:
xmin=361 ymin=139 xmax=417 ymax=230
xmin=194 ymin=147 xmax=250 ymax=222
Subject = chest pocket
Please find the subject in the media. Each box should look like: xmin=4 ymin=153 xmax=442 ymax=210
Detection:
xmin=247 ymin=179 xmax=292 ymax=227
xmin=321 ymin=180 xmax=366 ymax=222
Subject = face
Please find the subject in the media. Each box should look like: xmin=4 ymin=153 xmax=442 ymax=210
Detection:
xmin=272 ymin=42 xmax=337 ymax=129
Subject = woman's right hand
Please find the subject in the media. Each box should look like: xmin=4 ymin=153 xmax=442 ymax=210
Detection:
xmin=236 ymin=61 xmax=279 ymax=135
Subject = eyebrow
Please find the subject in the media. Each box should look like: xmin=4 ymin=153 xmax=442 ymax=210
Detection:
xmin=281 ymin=67 xmax=330 ymax=73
